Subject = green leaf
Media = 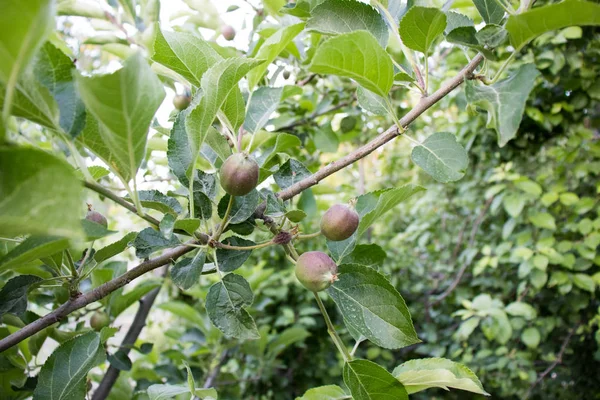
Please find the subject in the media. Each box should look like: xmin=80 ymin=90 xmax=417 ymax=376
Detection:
xmin=0 ymin=236 xmax=69 ymax=271
xmin=108 ymin=350 xmax=132 ymax=371
xmin=505 ymin=1 xmax=600 ymax=50
xmin=257 ymin=133 xmax=303 ymax=168
xmin=132 ymin=190 xmax=183 ymax=216
xmin=206 ymin=273 xmax=260 ymax=340
xmin=174 ymin=219 xmax=201 ymax=235
xmin=503 ymin=194 xmax=525 ymax=217
xmin=472 ymin=0 xmax=504 ymax=25
xmin=0 ymin=275 xmax=42 ymax=318
xmin=57 ymin=0 xmax=107 ymax=19
xmin=341 ymin=244 xmax=387 ymax=267
xmin=528 ymin=212 xmax=556 ymax=230
xmin=216 ymin=236 xmax=255 ymax=273
xmin=393 ymin=357 xmax=488 ymax=396
xmin=328 ymin=264 xmax=420 ymax=349
xmin=159 ymin=214 xmax=176 ymax=239
xmin=573 ymin=273 xmax=595 ymax=293
xmin=247 ymin=23 xmax=305 ymax=90
xmin=244 ymin=87 xmax=283 ymax=135
xmin=309 ymin=31 xmax=393 ymax=97
xmin=521 ymin=327 xmax=541 ymax=349
xmin=399 ymin=6 xmax=447 ymax=54
xmin=34 ymin=42 xmax=86 ymax=138
xmin=147 ymin=384 xmax=190 ymax=400
xmin=285 ymin=209 xmax=307 ymax=223
xmin=475 ymin=24 xmax=508 ymax=48
xmin=282 ymin=0 xmax=327 ymax=18
xmin=411 ymin=132 xmax=469 ymax=182
xmin=185 ymin=57 xmax=263 ymax=174
xmin=109 ymin=280 xmax=161 ymax=318
xmin=274 ymin=159 xmax=312 ymax=190
xmin=307 ymin=0 xmax=389 ymax=47
xmin=158 ymin=301 xmax=205 ymax=327
xmin=344 ymin=359 xmax=408 ymax=400
xmin=76 ymin=53 xmax=165 ymax=182
xmin=356 ymin=86 xmax=388 ymax=116
xmin=33 ymin=332 xmax=105 ymax=400
xmin=0 ymin=76 xmax=59 ymax=130
xmin=0 ymin=0 xmax=56 ymax=137
xmin=133 ymin=227 xmax=181 ymax=259
xmin=89 ymin=166 xmax=110 ymax=181
xmin=356 ymin=185 xmax=425 ymax=238
xmin=465 ymin=64 xmax=540 ymax=147
xmin=296 ymin=385 xmax=348 ymax=400
xmin=94 ymin=232 xmax=137 ymax=263
xmin=0 ymin=147 xmax=82 ymax=238
xmin=218 ymin=191 xmax=260 ymax=225
xmin=81 ymin=219 xmax=116 ymax=241
xmin=171 ymin=250 xmax=206 ymax=290
xmin=505 ymin=301 xmax=537 ymax=320
xmin=444 ymin=11 xmax=474 ymax=34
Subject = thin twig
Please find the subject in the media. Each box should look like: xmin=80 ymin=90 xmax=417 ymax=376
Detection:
xmin=92 ymin=267 xmax=168 ymax=400
xmin=524 ymin=326 xmax=578 ymax=399
xmin=203 ymin=349 xmax=229 ymax=389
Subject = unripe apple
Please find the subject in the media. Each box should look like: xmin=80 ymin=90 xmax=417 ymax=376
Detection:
xmin=220 ymin=153 xmax=259 ymax=196
xmin=86 ymin=206 xmax=107 ymax=228
xmin=90 ymin=311 xmax=110 ymax=331
xmin=173 ymin=94 xmax=191 ymax=110
xmin=282 ymin=70 xmax=291 ymax=80
xmin=320 ymin=204 xmax=359 ymax=241
xmin=295 ymin=251 xmax=338 ymax=292
xmin=222 ymin=25 xmax=236 ymax=41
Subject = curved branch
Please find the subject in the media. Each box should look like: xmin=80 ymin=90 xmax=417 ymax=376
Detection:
xmin=277 ymin=53 xmax=485 ymax=201
xmin=0 ymin=240 xmax=201 ymax=353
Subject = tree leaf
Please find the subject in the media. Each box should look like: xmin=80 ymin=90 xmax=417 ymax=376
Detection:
xmin=528 ymin=212 xmax=556 ymax=230
xmin=343 ymin=359 xmax=408 ymax=400
xmin=171 ymin=250 xmax=206 ymax=290
xmin=573 ymin=273 xmax=595 ymax=293
xmin=94 ymin=232 xmax=137 ymax=263
xmin=218 ymin=190 xmax=260 ymax=225
xmin=444 ymin=11 xmax=474 ymax=34
xmin=133 ymin=227 xmax=181 ymax=258
xmin=108 ymin=350 xmax=132 ymax=371
xmin=309 ymin=31 xmax=393 ymax=97
xmin=356 ymin=86 xmax=388 ymax=116
xmin=296 ymin=385 xmax=348 ymax=400
xmin=244 ymin=86 xmax=283 ymax=135
xmin=206 ymin=273 xmax=260 ymax=339
xmin=472 ymin=0 xmax=504 ymax=24
xmin=247 ymin=23 xmax=305 ymax=90
xmin=147 ymin=384 xmax=190 ymax=400
xmin=173 ymin=219 xmax=201 ymax=235
xmin=328 ymin=264 xmax=420 ymax=349
xmin=0 ymin=76 xmax=59 ymax=130
xmin=149 ymin=26 xmax=245 ymax=132
xmin=505 ymin=1 xmax=600 ymax=50
xmin=356 ymin=185 xmax=425 ymax=238
xmin=392 ymin=357 xmax=489 ymax=395
xmin=0 ymin=275 xmax=42 ymax=318
xmin=32 ymin=332 xmax=105 ymax=400
xmin=132 ymin=190 xmax=183 ymax=216
xmin=216 ymin=236 xmax=255 ymax=273
xmin=505 ymin=301 xmax=537 ymax=320
xmin=465 ymin=63 xmax=540 ymax=147
xmin=475 ymin=24 xmax=508 ymax=48
xmin=399 ymin=6 xmax=447 ymax=54
xmin=341 ymin=244 xmax=387 ymax=267
xmin=521 ymin=327 xmax=541 ymax=349
xmin=0 ymin=236 xmax=69 ymax=271
xmin=274 ymin=159 xmax=312 ymax=190
xmin=81 ymin=219 xmax=117 ymax=241
xmin=307 ymin=0 xmax=389 ymax=47
xmin=34 ymin=42 xmax=86 ymax=138
xmin=76 ymin=52 xmax=165 ymax=182
xmin=411 ymin=132 xmax=469 ymax=183
xmin=257 ymin=133 xmax=303 ymax=169
xmin=185 ymin=57 xmax=263 ymax=175
xmin=0 ymin=0 xmax=55 ymax=138
xmin=158 ymin=301 xmax=205 ymax=327
xmin=0 ymin=147 xmax=82 ymax=238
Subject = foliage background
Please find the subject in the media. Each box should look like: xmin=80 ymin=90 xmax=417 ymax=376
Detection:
xmin=0 ymin=0 xmax=599 ymax=399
